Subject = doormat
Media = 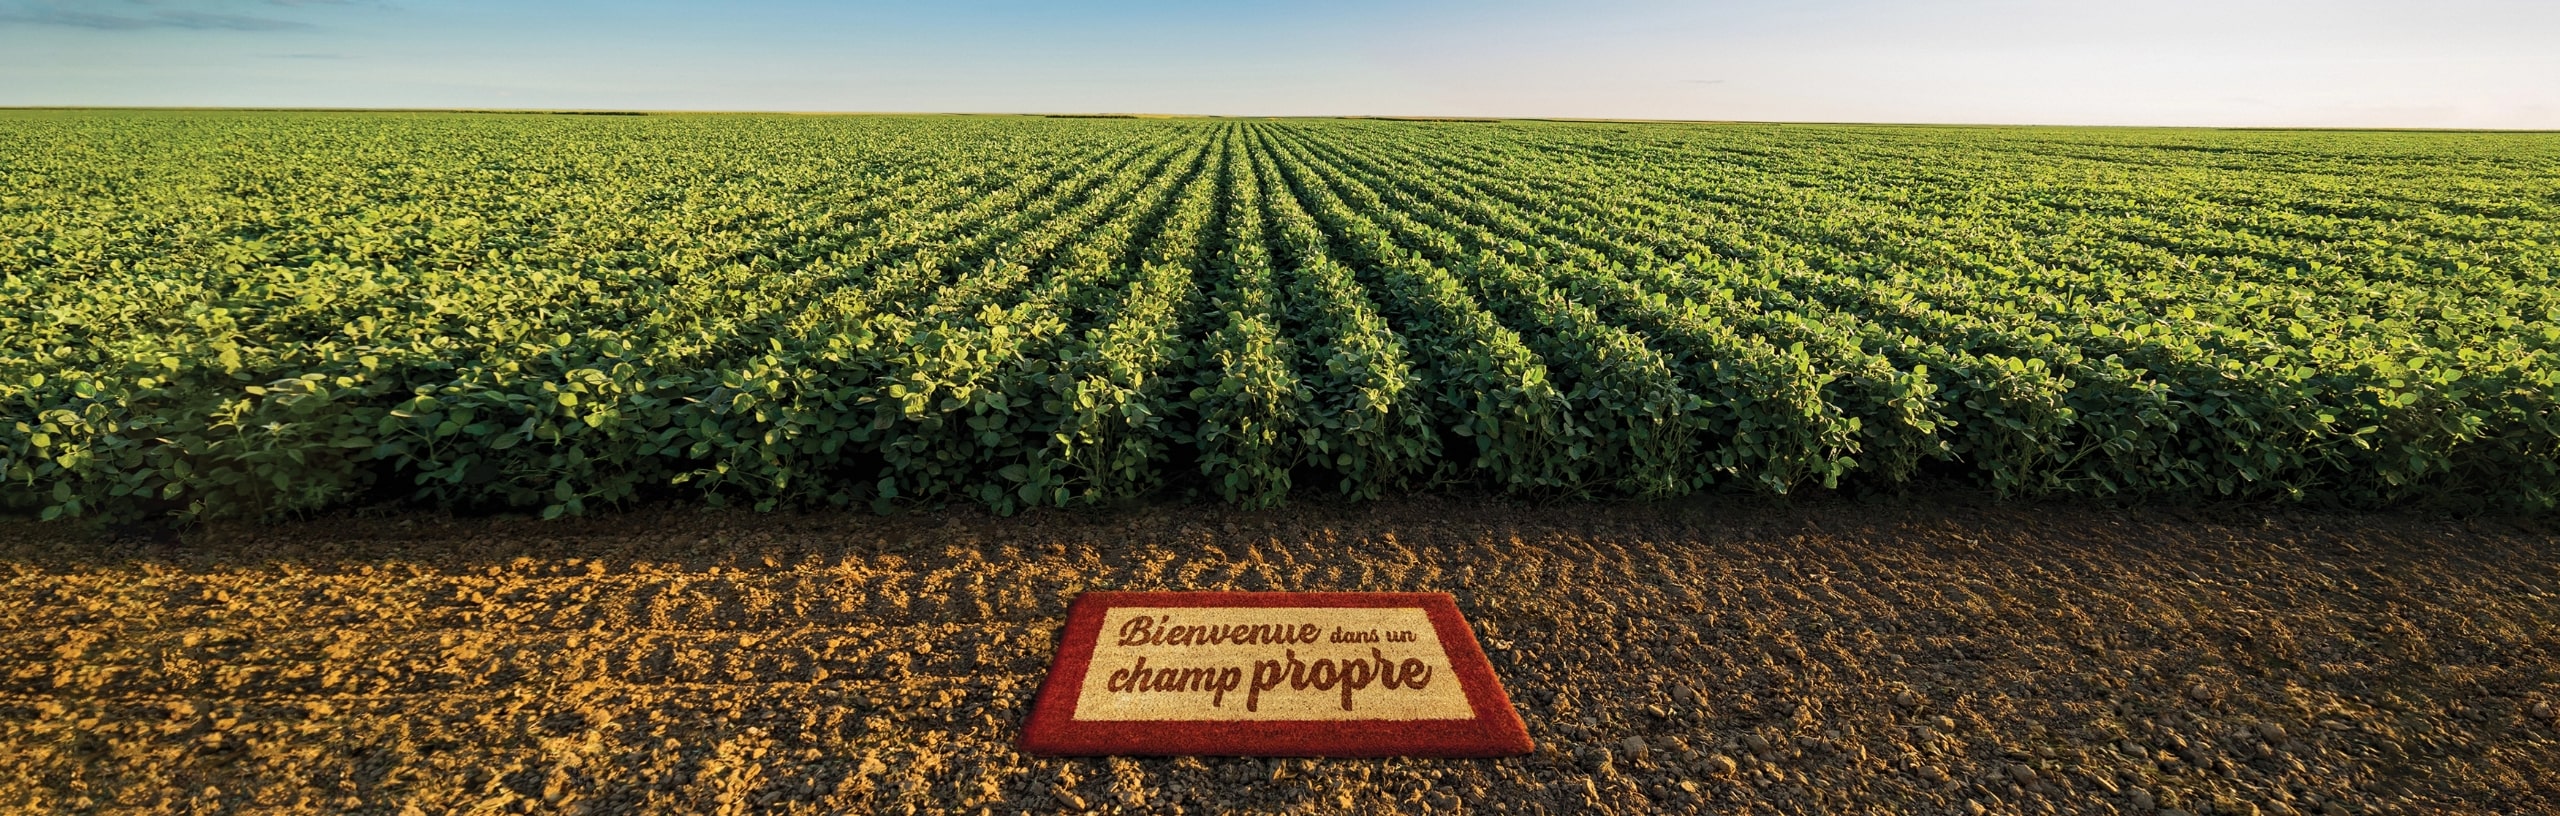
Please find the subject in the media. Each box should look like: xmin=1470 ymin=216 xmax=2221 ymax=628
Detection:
xmin=1019 ymin=591 xmax=1534 ymax=757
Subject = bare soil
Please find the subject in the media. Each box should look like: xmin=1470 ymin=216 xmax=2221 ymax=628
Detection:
xmin=4 ymin=496 xmax=2557 ymax=815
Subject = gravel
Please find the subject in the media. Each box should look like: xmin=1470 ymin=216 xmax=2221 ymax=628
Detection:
xmin=4 ymin=495 xmax=2557 ymax=814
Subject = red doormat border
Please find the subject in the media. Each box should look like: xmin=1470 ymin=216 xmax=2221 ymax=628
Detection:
xmin=1018 ymin=591 xmax=1534 ymax=757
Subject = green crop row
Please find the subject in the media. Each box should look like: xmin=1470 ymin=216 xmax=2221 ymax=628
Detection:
xmin=4 ymin=111 xmax=2554 ymax=521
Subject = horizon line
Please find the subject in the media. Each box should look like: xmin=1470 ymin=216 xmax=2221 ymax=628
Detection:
xmin=3 ymin=106 xmax=2557 ymax=134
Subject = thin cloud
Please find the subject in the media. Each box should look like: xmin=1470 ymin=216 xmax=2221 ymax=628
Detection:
xmin=265 ymin=52 xmax=347 ymax=59
xmin=0 ymin=1 xmax=324 ymax=30
xmin=157 ymin=10 xmax=308 ymax=29
xmin=0 ymin=9 xmax=306 ymax=29
xmin=1683 ymin=79 xmax=1728 ymax=85
xmin=126 ymin=0 xmax=369 ymax=6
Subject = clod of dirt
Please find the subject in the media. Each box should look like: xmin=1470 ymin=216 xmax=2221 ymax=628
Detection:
xmin=1618 ymin=737 xmax=1650 ymax=764
xmin=1580 ymin=746 xmax=1615 ymax=774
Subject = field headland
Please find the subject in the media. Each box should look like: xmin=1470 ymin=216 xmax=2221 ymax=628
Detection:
xmin=4 ymin=496 xmax=2556 ymax=814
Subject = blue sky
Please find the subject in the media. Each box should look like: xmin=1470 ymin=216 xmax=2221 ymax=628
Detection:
xmin=3 ymin=0 xmax=2556 ymax=128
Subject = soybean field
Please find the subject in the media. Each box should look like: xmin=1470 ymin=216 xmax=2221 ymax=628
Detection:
xmin=4 ymin=111 xmax=2557 ymax=521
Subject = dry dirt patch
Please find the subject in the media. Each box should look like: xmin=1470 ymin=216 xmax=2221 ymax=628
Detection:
xmin=3 ymin=497 xmax=2557 ymax=815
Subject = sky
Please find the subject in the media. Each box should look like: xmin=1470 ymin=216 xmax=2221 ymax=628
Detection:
xmin=3 ymin=0 xmax=2557 ymax=129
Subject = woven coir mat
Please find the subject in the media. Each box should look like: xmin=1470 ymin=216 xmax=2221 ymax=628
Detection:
xmin=1019 ymin=591 xmax=1533 ymax=757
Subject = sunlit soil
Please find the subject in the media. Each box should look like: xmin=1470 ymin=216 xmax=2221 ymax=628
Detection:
xmin=5 ymin=496 xmax=2556 ymax=814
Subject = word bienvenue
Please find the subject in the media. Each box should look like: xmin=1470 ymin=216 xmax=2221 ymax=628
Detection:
xmin=1105 ymin=616 xmax=1437 ymax=712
